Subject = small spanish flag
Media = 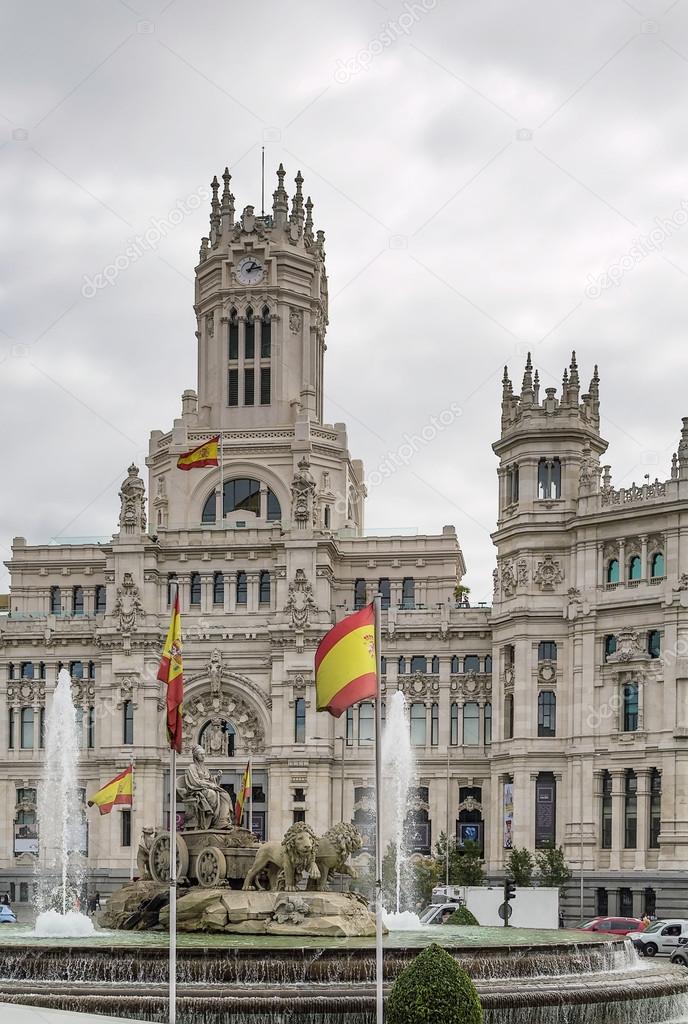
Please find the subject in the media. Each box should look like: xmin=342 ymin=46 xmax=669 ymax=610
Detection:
xmin=176 ymin=435 xmax=220 ymax=471
xmin=235 ymin=761 xmax=251 ymax=826
xmin=88 ymin=766 xmax=133 ymax=815
xmin=157 ymin=590 xmax=184 ymax=753
xmin=315 ymin=604 xmax=378 ymax=717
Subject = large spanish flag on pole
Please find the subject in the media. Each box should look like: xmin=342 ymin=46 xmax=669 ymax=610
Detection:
xmin=235 ymin=761 xmax=252 ymax=826
xmin=157 ymin=590 xmax=184 ymax=753
xmin=176 ymin=435 xmax=220 ymax=471
xmin=87 ymin=766 xmax=133 ymax=815
xmin=315 ymin=603 xmax=377 ymax=717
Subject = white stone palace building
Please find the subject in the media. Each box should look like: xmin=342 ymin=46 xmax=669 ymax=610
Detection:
xmin=3 ymin=164 xmax=688 ymax=922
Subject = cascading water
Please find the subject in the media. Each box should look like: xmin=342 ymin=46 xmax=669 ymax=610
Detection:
xmin=381 ymin=690 xmax=415 ymax=919
xmin=34 ymin=668 xmax=94 ymax=936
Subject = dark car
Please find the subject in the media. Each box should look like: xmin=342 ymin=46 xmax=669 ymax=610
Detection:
xmin=579 ymin=916 xmax=644 ymax=936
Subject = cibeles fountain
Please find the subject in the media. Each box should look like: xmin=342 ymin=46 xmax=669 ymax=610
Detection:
xmin=102 ymin=743 xmax=375 ymax=938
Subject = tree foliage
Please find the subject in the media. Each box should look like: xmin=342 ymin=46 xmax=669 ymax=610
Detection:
xmin=452 ymin=840 xmax=485 ymax=886
xmin=386 ymin=943 xmax=483 ymax=1024
xmin=535 ymin=843 xmax=571 ymax=890
xmin=382 ymin=844 xmax=441 ymax=912
xmin=448 ymin=906 xmax=480 ymax=926
xmin=506 ymin=847 xmax=535 ymax=887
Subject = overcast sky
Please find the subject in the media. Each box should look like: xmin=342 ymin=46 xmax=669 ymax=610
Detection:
xmin=2 ymin=0 xmax=688 ymax=602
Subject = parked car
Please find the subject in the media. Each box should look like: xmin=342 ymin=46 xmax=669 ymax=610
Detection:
xmin=628 ymin=920 xmax=688 ymax=956
xmin=418 ymin=902 xmax=462 ymax=925
xmin=579 ymin=916 xmax=645 ymax=936
xmin=0 ymin=905 xmax=16 ymax=924
xmin=670 ymin=942 xmax=688 ymax=968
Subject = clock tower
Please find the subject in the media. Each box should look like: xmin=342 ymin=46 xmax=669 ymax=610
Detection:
xmin=194 ymin=163 xmax=329 ymax=430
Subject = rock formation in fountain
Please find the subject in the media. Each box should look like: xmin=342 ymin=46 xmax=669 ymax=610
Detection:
xmin=35 ymin=668 xmax=94 ymax=936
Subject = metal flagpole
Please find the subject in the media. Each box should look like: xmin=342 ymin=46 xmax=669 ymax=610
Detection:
xmin=169 ymin=746 xmax=177 ymax=1024
xmin=129 ymin=756 xmax=136 ymax=882
xmin=217 ymin=433 xmax=224 ymax=525
xmin=248 ymin=756 xmax=253 ymax=837
xmin=373 ymin=594 xmax=384 ymax=1024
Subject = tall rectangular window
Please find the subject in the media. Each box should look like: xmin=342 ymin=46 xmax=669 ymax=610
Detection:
xmin=538 ymin=641 xmax=557 ymax=662
xmin=244 ymin=368 xmax=255 ymax=406
xmin=538 ymin=457 xmax=561 ymax=499
xmin=95 ymin=585 xmax=106 ymax=614
xmin=378 ymin=578 xmax=390 ymax=609
xmin=259 ymin=571 xmax=271 ymax=605
xmin=213 ymin=572 xmax=225 ymax=605
xmin=236 ymin=571 xmax=248 ymax=606
xmin=484 ymin=702 xmax=492 ymax=745
xmin=121 ymin=809 xmax=131 ymax=848
xmin=624 ymin=771 xmax=637 ymax=849
xmin=430 ymin=703 xmax=439 ymax=746
xmin=462 ymin=703 xmax=480 ymax=745
xmin=359 ymin=702 xmax=374 ymax=744
xmin=123 ymin=700 xmax=134 ymax=745
xmin=244 ymin=312 xmax=255 ymax=359
xmin=228 ymin=369 xmax=239 ymax=407
xmin=73 ymin=587 xmax=84 ymax=616
xmin=260 ymin=367 xmax=271 ymax=405
xmin=623 ymin=683 xmax=639 ymax=732
xmin=410 ymin=703 xmax=426 ymax=746
xmin=537 ymin=691 xmax=556 ymax=737
xmin=450 ymin=702 xmax=459 ymax=746
xmin=346 ymin=707 xmax=354 ymax=746
xmin=354 ymin=579 xmax=367 ymax=610
xmin=401 ymin=577 xmax=415 ymax=609
xmin=601 ymin=771 xmax=612 ymax=849
xmin=504 ymin=694 xmax=514 ymax=739
xmin=649 ymin=769 xmax=661 ymax=849
xmin=8 ymin=711 xmax=13 ymax=750
xmin=260 ymin=309 xmax=271 ymax=358
xmin=228 ymin=314 xmax=239 ymax=360
xmin=294 ymin=697 xmax=306 ymax=743
xmin=20 ymin=709 xmax=34 ymax=750
xmin=87 ymin=706 xmax=95 ymax=749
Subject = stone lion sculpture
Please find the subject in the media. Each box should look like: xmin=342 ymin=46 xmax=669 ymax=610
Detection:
xmin=242 ymin=821 xmax=320 ymax=891
xmin=309 ymin=823 xmax=363 ymax=891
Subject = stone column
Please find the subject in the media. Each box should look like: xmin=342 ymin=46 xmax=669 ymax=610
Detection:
xmin=593 ymin=769 xmax=605 ymax=849
xmin=259 ymin=485 xmax=268 ymax=521
xmin=635 ymin=768 xmax=652 ymax=869
xmin=84 ymin=588 xmax=95 ymax=617
xmin=610 ymin=768 xmax=626 ymax=870
xmin=228 ymin=572 xmax=237 ymax=613
xmin=618 ymin=539 xmax=626 ymax=584
xmin=177 ymin=575 xmax=190 ymax=613
xmin=640 ymin=535 xmax=648 ymax=581
xmin=597 ymin=543 xmax=604 ymax=587
xmin=201 ymin=574 xmax=212 ymax=615
xmin=247 ymin=573 xmax=259 ymax=613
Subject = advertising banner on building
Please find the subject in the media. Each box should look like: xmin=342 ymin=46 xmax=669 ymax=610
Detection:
xmin=503 ymin=781 xmax=514 ymax=849
xmin=14 ymin=822 xmax=38 ymax=855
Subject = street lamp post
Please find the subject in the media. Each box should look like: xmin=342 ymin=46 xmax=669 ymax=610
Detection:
xmin=446 ymin=743 xmax=451 ymax=886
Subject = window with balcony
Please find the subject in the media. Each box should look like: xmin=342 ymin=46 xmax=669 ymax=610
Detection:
xmin=651 ymin=552 xmax=665 ymax=578
xmin=628 ymin=555 xmax=641 ymax=581
xmin=606 ymin=559 xmax=620 ymax=584
xmin=623 ymin=683 xmax=639 ymax=732
xmin=401 ymin=578 xmax=415 ymax=609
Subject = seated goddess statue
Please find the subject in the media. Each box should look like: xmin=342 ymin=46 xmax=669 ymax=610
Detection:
xmin=176 ymin=745 xmax=233 ymax=830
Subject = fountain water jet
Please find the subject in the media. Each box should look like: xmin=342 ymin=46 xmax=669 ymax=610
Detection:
xmin=381 ymin=690 xmax=415 ymax=915
xmin=34 ymin=668 xmax=94 ymax=936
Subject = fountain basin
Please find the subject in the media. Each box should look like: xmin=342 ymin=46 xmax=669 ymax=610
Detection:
xmin=0 ymin=928 xmax=686 ymax=1023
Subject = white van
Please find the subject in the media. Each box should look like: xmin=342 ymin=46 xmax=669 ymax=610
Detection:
xmin=627 ymin=920 xmax=688 ymax=956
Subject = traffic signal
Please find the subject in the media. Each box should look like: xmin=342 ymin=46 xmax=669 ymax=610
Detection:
xmin=504 ymin=877 xmax=516 ymax=903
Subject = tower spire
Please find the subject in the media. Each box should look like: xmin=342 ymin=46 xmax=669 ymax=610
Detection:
xmin=221 ymin=167 xmax=235 ymax=232
xmin=209 ymin=174 xmax=220 ymax=241
xmin=520 ymin=352 xmax=534 ymax=403
xmin=304 ymin=195 xmax=314 ymax=244
xmin=272 ymin=163 xmax=288 ymax=227
xmin=290 ymin=170 xmax=305 ymax=230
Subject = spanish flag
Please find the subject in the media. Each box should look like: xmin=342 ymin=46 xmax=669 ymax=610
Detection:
xmin=315 ymin=604 xmax=377 ymax=717
xmin=235 ymin=761 xmax=251 ymax=826
xmin=88 ymin=766 xmax=133 ymax=815
xmin=176 ymin=435 xmax=220 ymax=471
xmin=157 ymin=591 xmax=184 ymax=753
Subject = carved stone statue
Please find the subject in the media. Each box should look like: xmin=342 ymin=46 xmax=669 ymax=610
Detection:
xmin=285 ymin=569 xmax=317 ymax=629
xmin=208 ymin=649 xmax=223 ymax=699
xmin=242 ymin=822 xmax=363 ymax=892
xmin=119 ymin=464 xmax=147 ymax=535
xmin=114 ymin=573 xmax=143 ymax=634
xmin=176 ymin=745 xmax=233 ymax=830
xmin=290 ymin=456 xmax=316 ymax=528
xmin=136 ymin=826 xmax=157 ymax=879
xmin=201 ymin=720 xmax=228 ymax=757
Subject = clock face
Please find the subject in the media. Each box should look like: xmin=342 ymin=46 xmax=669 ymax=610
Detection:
xmin=235 ymin=256 xmax=264 ymax=285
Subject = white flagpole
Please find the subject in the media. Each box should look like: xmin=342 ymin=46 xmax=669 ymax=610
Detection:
xmin=169 ymin=746 xmax=177 ymax=1024
xmin=217 ymin=432 xmax=224 ymax=525
xmin=129 ymin=756 xmax=136 ymax=882
xmin=373 ymin=594 xmax=384 ymax=1024
xmin=248 ymin=756 xmax=253 ymax=837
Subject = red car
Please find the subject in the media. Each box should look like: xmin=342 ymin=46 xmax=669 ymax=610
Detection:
xmin=579 ymin=916 xmax=645 ymax=936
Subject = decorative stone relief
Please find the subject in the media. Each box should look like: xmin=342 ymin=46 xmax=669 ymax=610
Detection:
xmin=517 ymin=559 xmax=529 ymax=587
xmin=114 ymin=573 xmax=143 ymax=634
xmin=606 ymin=627 xmax=651 ymax=664
xmin=208 ymin=649 xmax=224 ymax=699
xmin=206 ymin=314 xmax=214 ymax=338
xmin=492 ymin=568 xmax=499 ymax=597
xmin=533 ymin=554 xmax=564 ymax=591
xmin=116 ymin=675 xmax=137 ymax=709
xmin=458 ymin=794 xmax=482 ymax=815
xmin=289 ymin=308 xmax=303 ymax=333
xmin=290 ymin=457 xmax=316 ymax=528
xmin=119 ymin=465 xmax=147 ymax=534
xmin=538 ymin=662 xmax=557 ymax=684
xmin=285 ymin=569 xmax=317 ymax=629
xmin=183 ymin=690 xmax=265 ymax=754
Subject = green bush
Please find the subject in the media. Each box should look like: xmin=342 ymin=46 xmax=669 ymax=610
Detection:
xmin=447 ymin=906 xmax=479 ymax=926
xmin=386 ymin=943 xmax=483 ymax=1024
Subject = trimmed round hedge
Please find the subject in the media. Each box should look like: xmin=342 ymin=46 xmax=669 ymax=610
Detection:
xmin=447 ymin=906 xmax=480 ymax=926
xmin=386 ymin=942 xmax=483 ymax=1024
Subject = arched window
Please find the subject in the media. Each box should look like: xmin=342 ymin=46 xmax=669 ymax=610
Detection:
xmin=538 ymin=457 xmax=561 ymax=499
xmin=647 ymin=630 xmax=661 ymax=659
xmin=359 ymin=702 xmax=374 ymax=744
xmin=213 ymin=572 xmax=224 ymax=605
xmin=450 ymin=702 xmax=459 ymax=745
xmin=202 ymin=478 xmax=281 ymax=524
xmin=123 ymin=701 xmax=134 ymax=744
xmin=463 ymin=655 xmax=480 ymax=673
xmin=73 ymin=586 xmax=84 ymax=616
xmin=354 ymin=579 xmax=367 ymax=610
xmin=294 ymin=697 xmax=306 ymax=743
xmin=431 ymin=656 xmax=439 ymax=674
xmin=190 ymin=573 xmax=202 ymax=606
xmin=538 ymin=641 xmax=557 ymax=662
xmin=504 ymin=693 xmax=514 ymax=739
xmin=228 ymin=307 xmax=239 ymax=361
xmin=651 ymin=552 xmax=665 ymax=578
xmin=628 ymin=555 xmax=641 ymax=581
xmin=70 ymin=661 xmax=84 ymax=679
xmin=244 ymin=306 xmax=255 ymax=359
xmin=462 ymin=702 xmax=480 ymax=745
xmin=378 ymin=578 xmax=390 ymax=610
xmin=409 ymin=703 xmax=426 ymax=746
xmin=236 ymin=571 xmax=248 ymax=606
xmin=259 ymin=570 xmax=271 ymax=605
xmin=20 ymin=662 xmax=34 ymax=680
xmin=198 ymin=719 xmax=235 ymax=757
xmin=20 ymin=709 xmax=34 ymax=750
xmin=95 ymin=585 xmax=106 ymax=614
xmin=607 ymin=559 xmax=620 ymax=584
xmin=260 ymin=306 xmax=271 ymax=358
xmin=167 ymin=573 xmax=178 ymax=606
xmin=604 ymin=634 xmax=617 ymax=660
xmin=537 ymin=691 xmax=556 ymax=737
xmin=398 ymin=657 xmax=406 ymax=674
xmin=623 ymin=683 xmax=639 ymax=732
xmin=401 ymin=577 xmax=415 ymax=609
xmin=624 ymin=770 xmax=637 ymax=849
xmin=484 ymin=702 xmax=492 ymax=744
xmin=410 ymin=656 xmax=427 ymax=673
xmin=450 ymin=655 xmax=459 ymax=674
xmin=430 ymin=703 xmax=439 ymax=745
xmin=485 ymin=655 xmax=493 ymax=674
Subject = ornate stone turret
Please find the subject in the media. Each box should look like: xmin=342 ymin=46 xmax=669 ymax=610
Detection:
xmin=118 ymin=465 xmax=146 ymax=537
